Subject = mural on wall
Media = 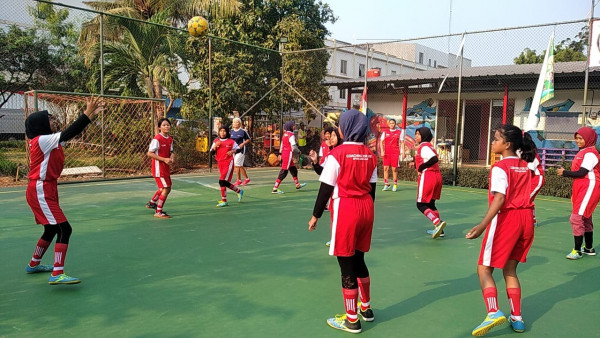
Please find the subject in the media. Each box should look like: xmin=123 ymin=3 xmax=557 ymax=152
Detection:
xmin=365 ymin=99 xmax=437 ymax=158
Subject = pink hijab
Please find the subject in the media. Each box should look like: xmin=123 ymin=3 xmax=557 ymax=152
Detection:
xmin=575 ymin=127 xmax=598 ymax=149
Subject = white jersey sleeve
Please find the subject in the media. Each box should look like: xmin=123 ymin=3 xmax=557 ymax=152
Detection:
xmin=420 ymin=145 xmax=436 ymax=162
xmin=38 ymin=133 xmax=62 ymax=154
xmin=149 ymin=139 xmax=160 ymax=153
xmin=370 ymin=167 xmax=378 ymax=183
xmin=490 ymin=166 xmax=508 ymax=195
xmin=380 ymin=132 xmax=386 ymax=141
xmin=527 ymin=158 xmax=541 ymax=175
xmin=319 ymin=156 xmax=340 ymax=186
xmin=289 ymin=135 xmax=297 ymax=146
xmin=581 ymin=152 xmax=599 ymax=171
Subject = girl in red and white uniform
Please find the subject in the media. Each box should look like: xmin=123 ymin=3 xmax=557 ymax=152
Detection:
xmin=210 ymin=125 xmax=243 ymax=207
xmin=271 ymin=121 xmax=306 ymax=194
xmin=319 ymin=127 xmax=333 ymax=165
xmin=557 ymin=127 xmax=600 ymax=259
xmin=466 ymin=124 xmax=536 ymax=335
xmin=414 ymin=127 xmax=446 ymax=238
xmin=308 ymin=109 xmax=378 ymax=334
xmin=379 ymin=119 xmax=404 ymax=191
xmin=146 ymin=118 xmax=175 ymax=218
xmin=524 ymin=133 xmax=545 ymax=227
xmin=24 ymin=96 xmax=104 ymax=285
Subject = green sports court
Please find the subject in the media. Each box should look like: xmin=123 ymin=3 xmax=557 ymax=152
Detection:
xmin=1 ymin=168 xmax=599 ymax=337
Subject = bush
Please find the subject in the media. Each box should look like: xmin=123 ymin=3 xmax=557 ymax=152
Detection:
xmin=0 ymin=154 xmax=20 ymax=177
xmin=390 ymin=162 xmax=572 ymax=198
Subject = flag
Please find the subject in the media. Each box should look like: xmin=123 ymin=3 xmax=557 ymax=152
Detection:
xmin=438 ymin=33 xmax=465 ymax=93
xmin=526 ymin=32 xmax=555 ymax=131
xmin=359 ymin=86 xmax=368 ymax=114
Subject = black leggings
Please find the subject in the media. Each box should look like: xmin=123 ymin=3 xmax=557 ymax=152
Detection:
xmin=41 ymin=221 xmax=72 ymax=244
xmin=337 ymin=251 xmax=369 ymax=289
xmin=277 ymin=166 xmax=298 ymax=181
xmin=416 ymin=201 xmax=437 ymax=214
xmin=218 ymin=179 xmax=234 ymax=188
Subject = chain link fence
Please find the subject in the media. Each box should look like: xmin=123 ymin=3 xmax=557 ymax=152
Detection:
xmin=1 ymin=0 xmax=598 ymax=187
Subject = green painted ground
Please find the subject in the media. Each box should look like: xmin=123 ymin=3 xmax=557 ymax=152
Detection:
xmin=1 ymin=168 xmax=599 ymax=337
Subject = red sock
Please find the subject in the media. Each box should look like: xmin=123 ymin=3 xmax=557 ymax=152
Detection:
xmin=52 ymin=243 xmax=68 ymax=276
xmin=342 ymin=288 xmax=359 ymax=322
xmin=156 ymin=194 xmax=167 ymax=212
xmin=273 ymin=179 xmax=281 ymax=189
xmin=229 ymin=185 xmax=240 ymax=193
xmin=30 ymin=239 xmax=51 ymax=267
xmin=293 ymin=177 xmax=299 ymax=185
xmin=357 ymin=277 xmax=371 ymax=310
xmin=483 ymin=287 xmax=499 ymax=313
xmin=384 ymin=179 xmax=388 ymax=186
xmin=394 ymin=179 xmax=397 ymax=185
xmin=220 ymin=187 xmax=227 ymax=202
xmin=150 ymin=190 xmax=161 ymax=204
xmin=424 ymin=208 xmax=440 ymax=225
xmin=507 ymin=288 xmax=522 ymax=317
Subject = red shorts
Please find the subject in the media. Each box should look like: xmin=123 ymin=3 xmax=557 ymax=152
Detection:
xmin=218 ymin=160 xmax=234 ymax=181
xmin=383 ymin=153 xmax=400 ymax=167
xmin=479 ymin=209 xmax=534 ymax=268
xmin=417 ymin=169 xmax=442 ymax=203
xmin=154 ymin=175 xmax=172 ymax=189
xmin=530 ymin=175 xmax=545 ymax=202
xmin=281 ymin=151 xmax=295 ymax=170
xmin=26 ymin=180 xmax=67 ymax=225
xmin=328 ymin=196 xmax=374 ymax=257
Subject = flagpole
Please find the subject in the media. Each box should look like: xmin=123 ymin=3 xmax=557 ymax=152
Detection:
xmin=452 ymin=39 xmax=464 ymax=186
xmin=582 ymin=0 xmax=595 ymax=126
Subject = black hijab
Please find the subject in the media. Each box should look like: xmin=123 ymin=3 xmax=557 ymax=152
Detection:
xmin=339 ymin=109 xmax=369 ymax=142
xmin=417 ymin=127 xmax=433 ymax=143
xmin=25 ymin=110 xmax=52 ymax=139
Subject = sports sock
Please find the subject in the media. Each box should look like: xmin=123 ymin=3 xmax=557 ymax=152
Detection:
xmin=29 ymin=239 xmax=51 ymax=267
xmin=293 ymin=177 xmax=299 ymax=185
xmin=220 ymin=187 xmax=227 ymax=202
xmin=229 ymin=185 xmax=240 ymax=193
xmin=150 ymin=190 xmax=161 ymax=204
xmin=357 ymin=277 xmax=371 ymax=310
xmin=574 ymin=235 xmax=583 ymax=251
xmin=384 ymin=179 xmax=388 ymax=186
xmin=52 ymin=243 xmax=68 ymax=276
xmin=394 ymin=179 xmax=397 ymax=185
xmin=423 ymin=208 xmax=440 ymax=225
xmin=342 ymin=288 xmax=359 ymax=322
xmin=483 ymin=287 xmax=499 ymax=313
xmin=584 ymin=231 xmax=593 ymax=249
xmin=433 ymin=210 xmax=441 ymax=222
xmin=156 ymin=194 xmax=167 ymax=212
xmin=273 ymin=179 xmax=281 ymax=190
xmin=506 ymin=288 xmax=521 ymax=317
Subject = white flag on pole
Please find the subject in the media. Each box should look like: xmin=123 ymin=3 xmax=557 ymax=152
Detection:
xmin=438 ymin=33 xmax=465 ymax=93
xmin=525 ymin=31 xmax=555 ymax=131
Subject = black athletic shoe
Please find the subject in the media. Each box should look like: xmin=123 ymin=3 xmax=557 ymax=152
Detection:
xmin=146 ymin=202 xmax=157 ymax=209
xmin=358 ymin=307 xmax=374 ymax=322
xmin=583 ymin=247 xmax=597 ymax=256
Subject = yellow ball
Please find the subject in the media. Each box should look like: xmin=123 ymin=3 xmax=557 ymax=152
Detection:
xmin=187 ymin=16 xmax=208 ymax=37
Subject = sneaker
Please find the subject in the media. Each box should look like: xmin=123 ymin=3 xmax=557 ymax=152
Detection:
xmin=472 ymin=310 xmax=507 ymax=336
xmin=325 ymin=241 xmax=331 ymax=247
xmin=427 ymin=229 xmax=445 ymax=238
xmin=272 ymin=189 xmax=284 ymax=194
xmin=216 ymin=201 xmax=229 ymax=207
xmin=242 ymin=178 xmax=251 ymax=186
xmin=509 ymin=317 xmax=525 ymax=333
xmin=237 ymin=189 xmax=244 ymax=202
xmin=26 ymin=264 xmax=53 ymax=273
xmin=566 ymin=249 xmax=583 ymax=260
xmin=582 ymin=247 xmax=597 ymax=256
xmin=326 ymin=314 xmax=361 ymax=333
xmin=392 ymin=185 xmax=397 ymax=192
xmin=48 ymin=273 xmax=81 ymax=285
xmin=432 ymin=221 xmax=447 ymax=239
xmin=296 ymin=183 xmax=307 ymax=190
xmin=382 ymin=185 xmax=390 ymax=191
xmin=146 ymin=202 xmax=157 ymax=209
xmin=233 ymin=180 xmax=242 ymax=186
xmin=154 ymin=211 xmax=171 ymax=218
xmin=358 ymin=305 xmax=374 ymax=322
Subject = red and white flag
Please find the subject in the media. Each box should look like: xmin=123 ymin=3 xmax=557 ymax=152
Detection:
xmin=359 ymin=86 xmax=368 ymax=114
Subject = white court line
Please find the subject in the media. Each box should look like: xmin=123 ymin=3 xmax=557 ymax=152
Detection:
xmin=172 ymin=178 xmax=220 ymax=190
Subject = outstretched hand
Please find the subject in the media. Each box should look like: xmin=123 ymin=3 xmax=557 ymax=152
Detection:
xmin=309 ymin=149 xmax=318 ymax=164
xmin=84 ymin=95 xmax=105 ymax=119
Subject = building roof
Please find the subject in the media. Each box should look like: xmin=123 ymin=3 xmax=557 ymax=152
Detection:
xmin=326 ymin=61 xmax=600 ymax=93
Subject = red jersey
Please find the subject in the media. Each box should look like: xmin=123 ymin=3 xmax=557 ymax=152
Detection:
xmin=380 ymin=128 xmax=404 ymax=154
xmin=211 ymin=138 xmax=239 ymax=162
xmin=149 ymin=133 xmax=173 ymax=177
xmin=319 ymin=141 xmax=330 ymax=165
xmin=489 ymin=156 xmax=533 ymax=211
xmin=319 ymin=142 xmax=378 ymax=199
xmin=281 ymin=131 xmax=295 ymax=154
xmin=571 ymin=146 xmax=600 ymax=217
xmin=28 ymin=133 xmax=65 ymax=181
xmin=415 ymin=142 xmax=440 ymax=172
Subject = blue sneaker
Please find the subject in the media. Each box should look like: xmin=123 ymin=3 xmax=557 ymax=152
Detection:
xmin=382 ymin=185 xmax=390 ymax=191
xmin=566 ymin=249 xmax=583 ymax=260
xmin=426 ymin=229 xmax=445 ymax=237
xmin=296 ymin=183 xmax=306 ymax=190
xmin=272 ymin=189 xmax=284 ymax=194
xmin=237 ymin=189 xmax=244 ymax=202
xmin=216 ymin=201 xmax=229 ymax=207
xmin=325 ymin=241 xmax=331 ymax=247
xmin=509 ymin=317 xmax=525 ymax=333
xmin=472 ymin=310 xmax=507 ymax=336
xmin=48 ymin=273 xmax=81 ymax=285
xmin=326 ymin=314 xmax=361 ymax=333
xmin=26 ymin=264 xmax=53 ymax=273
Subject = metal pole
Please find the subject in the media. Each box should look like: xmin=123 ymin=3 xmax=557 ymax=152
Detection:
xmin=582 ymin=0 xmax=594 ymax=126
xmin=33 ymin=90 xmax=38 ymax=112
xmin=452 ymin=49 xmax=463 ymax=186
xmin=280 ymin=39 xmax=285 ymax=140
xmin=100 ymin=13 xmax=105 ymax=177
xmin=502 ymin=84 xmax=508 ymax=124
xmin=208 ymin=37 xmax=213 ymax=172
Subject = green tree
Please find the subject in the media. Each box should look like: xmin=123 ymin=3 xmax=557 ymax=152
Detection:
xmin=514 ymin=26 xmax=588 ymax=64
